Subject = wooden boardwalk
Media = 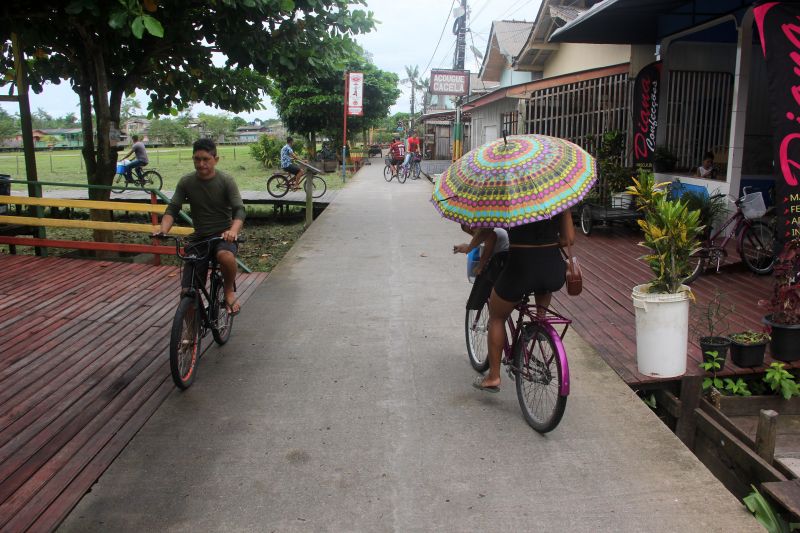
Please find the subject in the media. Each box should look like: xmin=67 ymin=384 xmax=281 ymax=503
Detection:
xmin=552 ymin=225 xmax=798 ymax=386
xmin=0 ymin=254 xmax=266 ymax=531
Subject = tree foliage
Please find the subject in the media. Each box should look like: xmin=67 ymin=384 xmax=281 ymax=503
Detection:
xmin=0 ymin=108 xmax=18 ymax=141
xmin=147 ymin=117 xmax=196 ymax=146
xmin=0 ymin=0 xmax=376 ymax=198
xmin=269 ymin=46 xmax=399 ymax=152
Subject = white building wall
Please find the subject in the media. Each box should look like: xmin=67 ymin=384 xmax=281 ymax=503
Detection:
xmin=468 ymin=99 xmax=520 ymax=150
xmin=543 ymin=43 xmax=631 ymax=78
xmin=499 ymin=69 xmax=534 ymax=87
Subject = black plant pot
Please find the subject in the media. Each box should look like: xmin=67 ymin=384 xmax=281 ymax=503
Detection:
xmin=699 ymin=336 xmax=730 ymax=370
xmin=730 ymin=341 xmax=767 ymax=368
xmin=763 ymin=315 xmax=800 ymax=362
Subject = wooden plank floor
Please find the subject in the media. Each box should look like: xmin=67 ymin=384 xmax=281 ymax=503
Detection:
xmin=0 ymin=254 xmax=267 ymax=531
xmin=551 ymin=224 xmax=799 ymax=386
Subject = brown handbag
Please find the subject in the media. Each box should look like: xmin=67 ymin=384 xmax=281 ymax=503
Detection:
xmin=562 ymin=244 xmax=583 ymax=296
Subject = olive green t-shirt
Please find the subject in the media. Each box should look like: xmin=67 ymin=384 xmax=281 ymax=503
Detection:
xmin=165 ymin=170 xmax=246 ymax=238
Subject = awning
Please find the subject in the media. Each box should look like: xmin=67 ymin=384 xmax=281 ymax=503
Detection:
xmin=549 ymin=0 xmax=746 ymax=44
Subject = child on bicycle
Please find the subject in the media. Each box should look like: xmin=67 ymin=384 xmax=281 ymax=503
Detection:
xmin=402 ymin=131 xmax=421 ymax=170
xmin=280 ymin=136 xmax=305 ymax=189
xmin=388 ymin=137 xmax=405 ymax=176
xmin=157 ymin=138 xmax=246 ymax=315
xmin=454 ymin=225 xmax=509 ymax=311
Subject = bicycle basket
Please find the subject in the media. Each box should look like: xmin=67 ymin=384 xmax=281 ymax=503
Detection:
xmin=741 ymin=191 xmax=766 ymax=220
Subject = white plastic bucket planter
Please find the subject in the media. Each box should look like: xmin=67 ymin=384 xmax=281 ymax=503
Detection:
xmin=631 ymin=284 xmax=691 ymax=378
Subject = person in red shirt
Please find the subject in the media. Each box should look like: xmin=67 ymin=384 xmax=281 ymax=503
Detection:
xmin=403 ymin=131 xmax=421 ymax=171
xmin=389 ymin=137 xmax=406 ymax=176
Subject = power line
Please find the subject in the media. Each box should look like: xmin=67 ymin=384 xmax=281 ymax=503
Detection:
xmin=422 ymin=0 xmax=458 ymax=77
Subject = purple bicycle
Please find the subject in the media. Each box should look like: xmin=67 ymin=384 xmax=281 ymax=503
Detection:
xmin=466 ymin=296 xmax=571 ymax=433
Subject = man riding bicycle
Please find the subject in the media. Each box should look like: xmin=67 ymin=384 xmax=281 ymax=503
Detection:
xmin=119 ymin=134 xmax=149 ymax=182
xmin=280 ymin=136 xmax=305 ymax=189
xmin=402 ymin=131 xmax=421 ymax=170
xmin=157 ymin=138 xmax=245 ymax=315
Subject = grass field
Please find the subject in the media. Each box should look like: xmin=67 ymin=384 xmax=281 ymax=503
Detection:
xmin=0 ymin=145 xmax=352 ymax=192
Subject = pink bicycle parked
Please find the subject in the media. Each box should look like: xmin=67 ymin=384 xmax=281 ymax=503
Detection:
xmin=465 ymin=295 xmax=571 ymax=433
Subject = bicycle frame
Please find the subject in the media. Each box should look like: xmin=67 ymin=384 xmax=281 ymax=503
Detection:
xmin=501 ymin=304 xmax=572 ymax=396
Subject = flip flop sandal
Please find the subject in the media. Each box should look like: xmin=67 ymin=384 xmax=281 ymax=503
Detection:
xmin=225 ymin=300 xmax=241 ymax=317
xmin=472 ymin=376 xmax=500 ymax=393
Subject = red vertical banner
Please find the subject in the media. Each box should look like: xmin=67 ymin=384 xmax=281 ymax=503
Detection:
xmin=347 ymin=72 xmax=364 ymax=116
xmin=754 ymin=1 xmax=800 ymax=242
xmin=631 ymin=61 xmax=662 ymax=172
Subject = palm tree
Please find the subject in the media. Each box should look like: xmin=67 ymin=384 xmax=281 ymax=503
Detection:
xmin=400 ymin=65 xmax=420 ymax=130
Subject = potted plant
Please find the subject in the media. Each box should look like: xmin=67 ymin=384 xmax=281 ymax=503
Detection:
xmin=728 ymin=330 xmax=770 ymax=368
xmin=691 ymin=289 xmax=734 ymax=369
xmin=760 ymin=239 xmax=800 ymax=362
xmin=627 ymin=170 xmax=704 ymax=377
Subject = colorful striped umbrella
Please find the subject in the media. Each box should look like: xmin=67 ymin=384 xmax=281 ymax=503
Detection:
xmin=431 ymin=134 xmax=597 ymax=228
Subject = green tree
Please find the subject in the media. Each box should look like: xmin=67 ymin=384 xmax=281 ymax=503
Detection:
xmin=32 ymin=107 xmax=55 ymax=129
xmin=120 ymin=96 xmax=142 ymax=124
xmin=269 ymin=48 xmax=399 ymax=155
xmin=400 ymin=65 xmax=421 ymax=130
xmin=0 ymin=0 xmax=375 ymax=202
xmin=198 ymin=113 xmax=234 ymax=143
xmin=0 ymin=108 xmax=19 ymax=142
xmin=148 ymin=117 xmax=194 ymax=146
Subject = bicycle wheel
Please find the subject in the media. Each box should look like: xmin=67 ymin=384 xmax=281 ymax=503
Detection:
xmin=310 ymin=175 xmax=327 ymax=198
xmin=740 ymin=221 xmax=776 ymax=274
xmin=111 ymin=173 xmax=128 ymax=193
xmin=683 ymin=249 xmax=707 ymax=285
xmin=513 ymin=322 xmax=567 ymax=433
xmin=412 ymin=161 xmax=421 ymax=179
xmin=267 ymin=174 xmax=290 ymax=198
xmin=397 ymin=165 xmax=408 ymax=184
xmin=140 ymin=170 xmax=163 ymax=191
xmin=170 ymin=296 xmax=202 ymax=389
xmin=579 ymin=204 xmax=592 ymax=235
xmin=383 ymin=165 xmax=393 ymax=182
xmin=465 ymin=304 xmax=490 ymax=373
xmin=210 ymin=274 xmax=233 ymax=345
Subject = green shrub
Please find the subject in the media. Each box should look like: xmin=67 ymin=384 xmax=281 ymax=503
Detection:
xmin=250 ymin=135 xmax=283 ymax=168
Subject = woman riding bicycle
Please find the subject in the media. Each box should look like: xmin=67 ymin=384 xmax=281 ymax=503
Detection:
xmin=473 ymin=212 xmax=575 ymax=393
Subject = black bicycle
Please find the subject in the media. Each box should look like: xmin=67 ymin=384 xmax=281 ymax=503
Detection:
xmin=111 ymin=163 xmax=163 ymax=192
xmin=156 ymin=234 xmax=244 ymax=389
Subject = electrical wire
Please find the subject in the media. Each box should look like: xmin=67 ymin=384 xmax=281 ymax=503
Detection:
xmin=422 ymin=0 xmax=458 ymax=76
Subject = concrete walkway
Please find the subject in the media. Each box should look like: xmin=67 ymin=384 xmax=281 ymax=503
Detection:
xmin=61 ymin=164 xmax=757 ymax=532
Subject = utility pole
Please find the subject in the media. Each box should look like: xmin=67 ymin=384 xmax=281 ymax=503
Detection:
xmin=452 ymin=0 xmax=467 ymax=161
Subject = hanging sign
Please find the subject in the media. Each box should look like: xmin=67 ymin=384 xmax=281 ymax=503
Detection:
xmin=430 ymin=69 xmax=470 ymax=96
xmin=755 ymin=1 xmax=800 ymax=241
xmin=347 ymin=72 xmax=364 ymax=116
xmin=632 ymin=61 xmax=662 ymax=171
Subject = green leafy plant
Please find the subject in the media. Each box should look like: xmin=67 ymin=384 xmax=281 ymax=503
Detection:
xmin=743 ymin=485 xmax=800 ymax=533
xmin=642 ymin=393 xmax=657 ymax=409
xmin=627 ymin=170 xmax=704 ymax=293
xmin=653 ymin=145 xmax=678 ymax=172
xmin=250 ymin=135 xmax=288 ymax=169
xmin=729 ymin=330 xmax=771 ymax=345
xmin=681 ymin=191 xmax=728 ymax=239
xmin=700 ymin=351 xmax=724 ymax=391
xmin=723 ymin=378 xmax=752 ymax=397
xmin=763 ymin=362 xmax=800 ymax=400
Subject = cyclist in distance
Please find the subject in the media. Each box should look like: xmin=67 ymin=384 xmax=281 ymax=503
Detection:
xmin=119 ymin=134 xmax=149 ymax=182
xmin=402 ymin=130 xmax=421 ymax=170
xmin=472 ymin=213 xmax=575 ymax=393
xmin=388 ymin=136 xmax=406 ymax=176
xmin=157 ymin=138 xmax=246 ymax=315
xmin=280 ymin=136 xmax=305 ymax=189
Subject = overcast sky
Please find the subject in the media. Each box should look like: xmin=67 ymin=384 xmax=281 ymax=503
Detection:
xmin=1 ymin=0 xmax=541 ymax=122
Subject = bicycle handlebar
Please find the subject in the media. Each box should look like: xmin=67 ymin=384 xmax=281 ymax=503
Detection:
xmin=152 ymin=234 xmax=245 ymax=261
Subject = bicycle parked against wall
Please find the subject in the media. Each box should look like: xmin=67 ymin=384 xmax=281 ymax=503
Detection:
xmin=111 ymin=162 xmax=163 ymax=193
xmin=266 ymin=160 xmax=327 ymax=198
xmin=683 ymin=187 xmax=776 ymax=284
xmin=466 ymin=294 xmax=572 ymax=433
xmin=155 ymin=234 xmax=244 ymax=389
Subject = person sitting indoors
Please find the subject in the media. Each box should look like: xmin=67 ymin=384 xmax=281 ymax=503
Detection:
xmin=280 ymin=136 xmax=305 ymax=189
xmin=119 ymin=134 xmax=149 ymax=182
xmin=389 ymin=137 xmax=406 ymax=176
xmin=696 ymin=151 xmax=717 ymax=179
xmin=473 ymin=211 xmax=574 ymax=393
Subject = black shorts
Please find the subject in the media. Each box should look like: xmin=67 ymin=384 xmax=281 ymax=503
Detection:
xmin=492 ymin=246 xmax=565 ymax=303
xmin=390 ymin=158 xmax=404 ymax=166
xmin=283 ymin=164 xmax=301 ymax=176
xmin=466 ymin=252 xmax=508 ymax=310
xmin=181 ymin=238 xmax=238 ymax=289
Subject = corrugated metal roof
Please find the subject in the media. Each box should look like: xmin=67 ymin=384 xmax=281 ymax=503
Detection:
xmin=493 ymin=20 xmax=534 ymax=58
